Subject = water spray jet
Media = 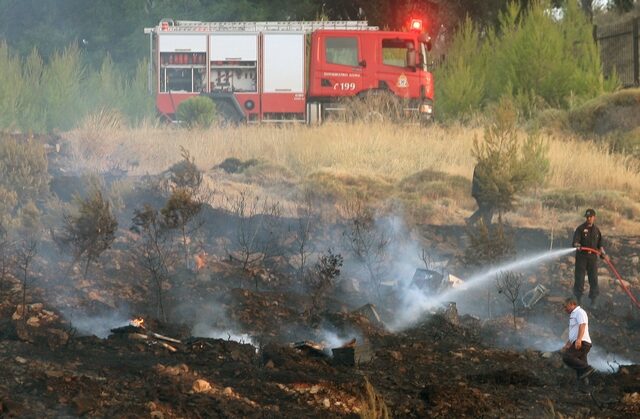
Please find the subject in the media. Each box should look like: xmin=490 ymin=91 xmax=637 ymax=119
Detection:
xmin=391 ymin=247 xmax=577 ymax=331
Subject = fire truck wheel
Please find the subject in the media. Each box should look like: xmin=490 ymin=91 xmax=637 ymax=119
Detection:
xmin=359 ymin=90 xmax=401 ymax=123
xmin=364 ymin=110 xmax=385 ymax=123
xmin=214 ymin=101 xmax=243 ymax=126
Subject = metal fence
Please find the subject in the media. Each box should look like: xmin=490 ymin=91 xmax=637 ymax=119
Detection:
xmin=596 ymin=17 xmax=640 ymax=87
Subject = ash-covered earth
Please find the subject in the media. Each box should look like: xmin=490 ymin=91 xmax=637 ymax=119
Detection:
xmin=0 ymin=134 xmax=639 ymax=418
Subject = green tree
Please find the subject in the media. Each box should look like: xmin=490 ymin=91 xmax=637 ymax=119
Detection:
xmin=42 ymin=43 xmax=85 ymax=131
xmin=437 ymin=0 xmax=609 ymax=120
xmin=472 ymin=99 xmax=549 ymax=218
xmin=0 ymin=134 xmax=49 ymax=215
xmin=434 ymin=17 xmax=488 ymax=120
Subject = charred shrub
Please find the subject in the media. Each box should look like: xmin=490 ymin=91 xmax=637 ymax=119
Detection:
xmin=168 ymin=147 xmax=202 ymax=190
xmin=343 ymin=198 xmax=390 ymax=305
xmin=463 ymin=221 xmax=514 ymax=268
xmin=495 ymin=270 xmax=524 ymax=330
xmin=225 ymin=190 xmax=282 ymax=271
xmin=307 ymin=249 xmax=343 ymax=312
xmin=0 ymin=222 xmax=13 ymax=290
xmin=217 ymin=157 xmax=260 ymax=174
xmin=130 ymin=204 xmax=173 ymax=322
xmin=161 ymin=187 xmax=202 ymax=269
xmin=59 ymin=185 xmax=118 ymax=279
xmin=176 ymin=96 xmax=216 ymax=129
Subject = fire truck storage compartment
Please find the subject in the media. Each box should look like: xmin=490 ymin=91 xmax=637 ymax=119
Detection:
xmin=262 ymin=32 xmax=305 ymax=118
xmin=159 ymin=34 xmax=206 ymax=93
xmin=209 ymin=34 xmax=258 ymax=93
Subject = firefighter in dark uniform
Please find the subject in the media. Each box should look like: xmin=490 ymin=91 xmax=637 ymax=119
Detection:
xmin=467 ymin=164 xmax=494 ymax=226
xmin=572 ymin=209 xmax=608 ymax=307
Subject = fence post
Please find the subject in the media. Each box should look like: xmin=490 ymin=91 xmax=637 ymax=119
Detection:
xmin=634 ymin=18 xmax=639 ymax=86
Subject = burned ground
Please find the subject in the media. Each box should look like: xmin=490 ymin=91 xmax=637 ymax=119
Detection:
xmin=0 ymin=134 xmax=639 ymax=418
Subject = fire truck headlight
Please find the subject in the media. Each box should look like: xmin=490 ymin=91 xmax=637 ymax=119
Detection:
xmin=244 ymin=100 xmax=255 ymax=110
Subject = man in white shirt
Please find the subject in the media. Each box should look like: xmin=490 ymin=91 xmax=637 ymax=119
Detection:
xmin=561 ymin=297 xmax=595 ymax=381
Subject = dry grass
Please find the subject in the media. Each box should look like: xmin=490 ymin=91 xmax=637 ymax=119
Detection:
xmin=64 ymin=122 xmax=475 ymax=178
xmin=63 ymin=122 xmax=640 ymax=233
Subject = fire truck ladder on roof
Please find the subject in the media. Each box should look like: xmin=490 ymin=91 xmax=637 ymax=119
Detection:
xmin=150 ymin=20 xmax=379 ymax=33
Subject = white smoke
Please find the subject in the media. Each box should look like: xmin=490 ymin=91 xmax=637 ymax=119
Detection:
xmin=316 ymin=328 xmax=363 ymax=350
xmin=65 ymin=309 xmax=132 ymax=339
xmin=191 ymin=323 xmax=257 ymax=347
xmin=587 ymin=347 xmax=634 ymax=373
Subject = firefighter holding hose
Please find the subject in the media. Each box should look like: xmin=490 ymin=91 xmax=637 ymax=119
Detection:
xmin=572 ymin=209 xmax=608 ymax=308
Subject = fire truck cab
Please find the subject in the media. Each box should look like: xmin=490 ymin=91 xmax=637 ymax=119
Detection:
xmin=144 ymin=20 xmax=434 ymax=123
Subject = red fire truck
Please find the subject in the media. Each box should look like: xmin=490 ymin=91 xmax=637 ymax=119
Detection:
xmin=144 ymin=19 xmax=434 ymax=123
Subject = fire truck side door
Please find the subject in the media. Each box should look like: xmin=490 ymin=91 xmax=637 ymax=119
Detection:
xmin=376 ymin=37 xmax=421 ymax=100
xmin=315 ymin=34 xmax=363 ymax=97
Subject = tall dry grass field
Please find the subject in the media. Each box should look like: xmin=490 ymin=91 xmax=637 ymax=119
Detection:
xmin=67 ymin=122 xmax=476 ymax=178
xmin=64 ymin=122 xmax=640 ymax=232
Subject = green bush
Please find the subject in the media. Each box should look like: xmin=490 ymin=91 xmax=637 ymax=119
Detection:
xmin=568 ymin=89 xmax=640 ymax=136
xmin=176 ymin=97 xmax=216 ymax=129
xmin=607 ymin=128 xmax=640 ymax=158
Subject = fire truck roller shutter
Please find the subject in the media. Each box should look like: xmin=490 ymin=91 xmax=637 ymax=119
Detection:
xmin=159 ymin=34 xmax=207 ymax=52
xmin=262 ymin=32 xmax=306 ymax=116
xmin=209 ymin=34 xmax=258 ymax=61
xmin=263 ymin=33 xmax=305 ymax=93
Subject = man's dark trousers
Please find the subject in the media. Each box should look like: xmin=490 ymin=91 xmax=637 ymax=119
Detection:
xmin=562 ymin=342 xmax=592 ymax=378
xmin=575 ymin=252 xmax=598 ymax=300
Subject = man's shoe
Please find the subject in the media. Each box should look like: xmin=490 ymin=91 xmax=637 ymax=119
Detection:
xmin=590 ymin=297 xmax=598 ymax=309
xmin=578 ymin=367 xmax=595 ymax=381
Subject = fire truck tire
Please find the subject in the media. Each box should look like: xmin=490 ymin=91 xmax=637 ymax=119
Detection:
xmin=213 ymin=100 xmax=244 ymax=125
xmin=364 ymin=110 xmax=385 ymax=123
xmin=359 ymin=90 xmax=401 ymax=123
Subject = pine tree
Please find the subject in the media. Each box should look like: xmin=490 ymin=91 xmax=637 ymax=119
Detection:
xmin=472 ymin=98 xmax=549 ymax=218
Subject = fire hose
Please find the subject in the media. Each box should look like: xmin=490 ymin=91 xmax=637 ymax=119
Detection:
xmin=578 ymin=246 xmax=640 ymax=310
